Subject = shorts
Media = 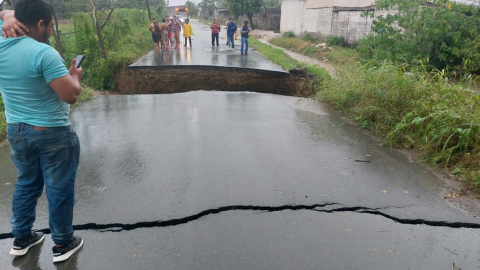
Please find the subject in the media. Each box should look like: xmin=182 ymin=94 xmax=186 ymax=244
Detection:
xmin=168 ymin=32 xmax=173 ymax=39
xmin=161 ymin=31 xmax=168 ymax=41
xmin=153 ymin=33 xmax=160 ymax=43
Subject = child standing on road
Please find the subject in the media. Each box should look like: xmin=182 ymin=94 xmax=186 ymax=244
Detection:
xmin=183 ymin=19 xmax=193 ymax=47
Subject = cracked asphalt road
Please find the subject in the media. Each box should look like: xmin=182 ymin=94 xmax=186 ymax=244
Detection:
xmin=1 ymin=92 xmax=480 ymax=269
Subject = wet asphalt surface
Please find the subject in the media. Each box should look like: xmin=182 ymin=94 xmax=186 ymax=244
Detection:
xmin=129 ymin=20 xmax=286 ymax=73
xmin=1 ymin=92 xmax=480 ymax=269
xmin=1 ymin=19 xmax=480 ymax=270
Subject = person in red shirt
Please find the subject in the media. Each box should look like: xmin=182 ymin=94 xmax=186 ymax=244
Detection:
xmin=210 ymin=19 xmax=221 ymax=46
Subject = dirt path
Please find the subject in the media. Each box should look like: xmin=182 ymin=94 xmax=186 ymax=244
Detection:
xmin=254 ymin=35 xmax=336 ymax=77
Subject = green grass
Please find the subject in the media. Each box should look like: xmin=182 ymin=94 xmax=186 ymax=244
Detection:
xmin=318 ymin=61 xmax=480 ymax=190
xmin=269 ymin=37 xmax=358 ymax=65
xmin=255 ymin=35 xmax=480 ymax=191
xmin=250 ymin=38 xmax=330 ymax=80
xmin=58 ymin=20 xmax=76 ymax=34
xmin=193 ymin=16 xmax=211 ymax=25
xmin=73 ymin=86 xmax=95 ymax=107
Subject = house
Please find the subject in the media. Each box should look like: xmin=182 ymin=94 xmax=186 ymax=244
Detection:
xmin=280 ymin=0 xmax=377 ymax=43
xmin=280 ymin=0 xmax=479 ymax=44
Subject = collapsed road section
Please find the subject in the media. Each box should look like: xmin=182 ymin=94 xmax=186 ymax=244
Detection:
xmin=115 ymin=66 xmax=307 ymax=96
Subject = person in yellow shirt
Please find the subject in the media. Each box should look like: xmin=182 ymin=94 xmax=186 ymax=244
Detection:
xmin=183 ymin=19 xmax=193 ymax=47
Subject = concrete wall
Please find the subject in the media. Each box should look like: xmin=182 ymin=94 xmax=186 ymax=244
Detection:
xmin=280 ymin=0 xmax=388 ymax=43
xmin=210 ymin=9 xmax=281 ymax=30
xmin=236 ymin=14 xmax=281 ymax=30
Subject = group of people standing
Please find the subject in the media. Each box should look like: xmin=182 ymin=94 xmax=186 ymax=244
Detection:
xmin=150 ymin=16 xmax=250 ymax=55
xmin=211 ymin=18 xmax=251 ymax=55
xmin=149 ymin=15 xmax=193 ymax=51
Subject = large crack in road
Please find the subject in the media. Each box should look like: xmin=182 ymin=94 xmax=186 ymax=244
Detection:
xmin=1 ymin=203 xmax=479 ymax=240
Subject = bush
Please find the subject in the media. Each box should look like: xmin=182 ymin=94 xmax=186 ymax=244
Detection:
xmin=302 ymin=33 xmax=315 ymax=42
xmin=282 ymin=31 xmax=296 ymax=38
xmin=326 ymin=36 xmax=345 ymax=47
xmin=359 ymin=0 xmax=480 ymax=75
xmin=67 ymin=9 xmax=152 ymax=89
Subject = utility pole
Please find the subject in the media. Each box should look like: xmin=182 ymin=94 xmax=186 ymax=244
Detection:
xmin=146 ymin=0 xmax=151 ymax=20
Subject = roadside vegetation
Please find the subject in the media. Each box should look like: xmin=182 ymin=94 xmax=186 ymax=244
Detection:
xmin=1 ymin=7 xmax=157 ymax=141
xmin=249 ymin=38 xmax=330 ymax=96
xmin=269 ymin=33 xmax=357 ymax=65
xmin=261 ymin=0 xmax=480 ymax=190
xmin=64 ymin=9 xmax=156 ymax=89
xmin=249 ymin=38 xmax=330 ymax=81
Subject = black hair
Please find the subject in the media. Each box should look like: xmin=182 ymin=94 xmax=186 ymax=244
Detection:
xmin=185 ymin=19 xmax=189 ymax=22
xmin=153 ymin=18 xmax=156 ymax=20
xmin=244 ymin=20 xmax=248 ymax=24
xmin=228 ymin=18 xmax=232 ymax=20
xmin=162 ymin=19 xmax=166 ymax=22
xmin=14 ymin=0 xmax=55 ymax=27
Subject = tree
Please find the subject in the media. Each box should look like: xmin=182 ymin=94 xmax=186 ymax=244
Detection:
xmin=146 ymin=0 xmax=151 ymax=19
xmin=199 ymin=0 xmax=215 ymax=19
xmin=87 ymin=0 xmax=114 ymax=58
xmin=228 ymin=0 xmax=262 ymax=29
xmin=49 ymin=0 xmax=70 ymax=59
xmin=185 ymin=0 xmax=198 ymax=17
xmin=155 ymin=0 xmax=166 ymax=19
xmin=263 ymin=0 xmax=279 ymax=8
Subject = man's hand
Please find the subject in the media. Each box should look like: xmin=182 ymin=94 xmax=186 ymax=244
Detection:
xmin=69 ymin=58 xmax=83 ymax=81
xmin=1 ymin=11 xmax=28 ymax=38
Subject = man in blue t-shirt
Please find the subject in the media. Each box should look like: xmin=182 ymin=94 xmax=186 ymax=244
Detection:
xmin=0 ymin=0 xmax=84 ymax=263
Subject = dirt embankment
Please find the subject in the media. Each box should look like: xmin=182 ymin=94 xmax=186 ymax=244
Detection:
xmin=114 ymin=67 xmax=309 ymax=96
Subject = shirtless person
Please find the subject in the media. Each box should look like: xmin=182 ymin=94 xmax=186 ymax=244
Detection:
xmin=148 ymin=18 xmax=157 ymax=50
xmin=160 ymin=19 xmax=169 ymax=50
xmin=153 ymin=22 xmax=161 ymax=51
xmin=165 ymin=15 xmax=173 ymax=49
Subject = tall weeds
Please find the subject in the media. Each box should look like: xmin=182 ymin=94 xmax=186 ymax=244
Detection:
xmin=318 ymin=61 xmax=480 ymax=188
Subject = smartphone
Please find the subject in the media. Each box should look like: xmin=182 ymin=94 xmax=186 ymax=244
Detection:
xmin=75 ymin=54 xmax=86 ymax=69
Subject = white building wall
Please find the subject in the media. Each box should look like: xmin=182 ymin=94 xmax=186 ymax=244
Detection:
xmin=315 ymin=8 xmax=334 ymax=38
xmin=280 ymin=0 xmax=392 ymax=43
xmin=280 ymin=0 xmax=306 ymax=33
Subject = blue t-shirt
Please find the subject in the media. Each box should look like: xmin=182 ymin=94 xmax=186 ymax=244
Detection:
xmin=0 ymin=19 xmax=70 ymax=127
